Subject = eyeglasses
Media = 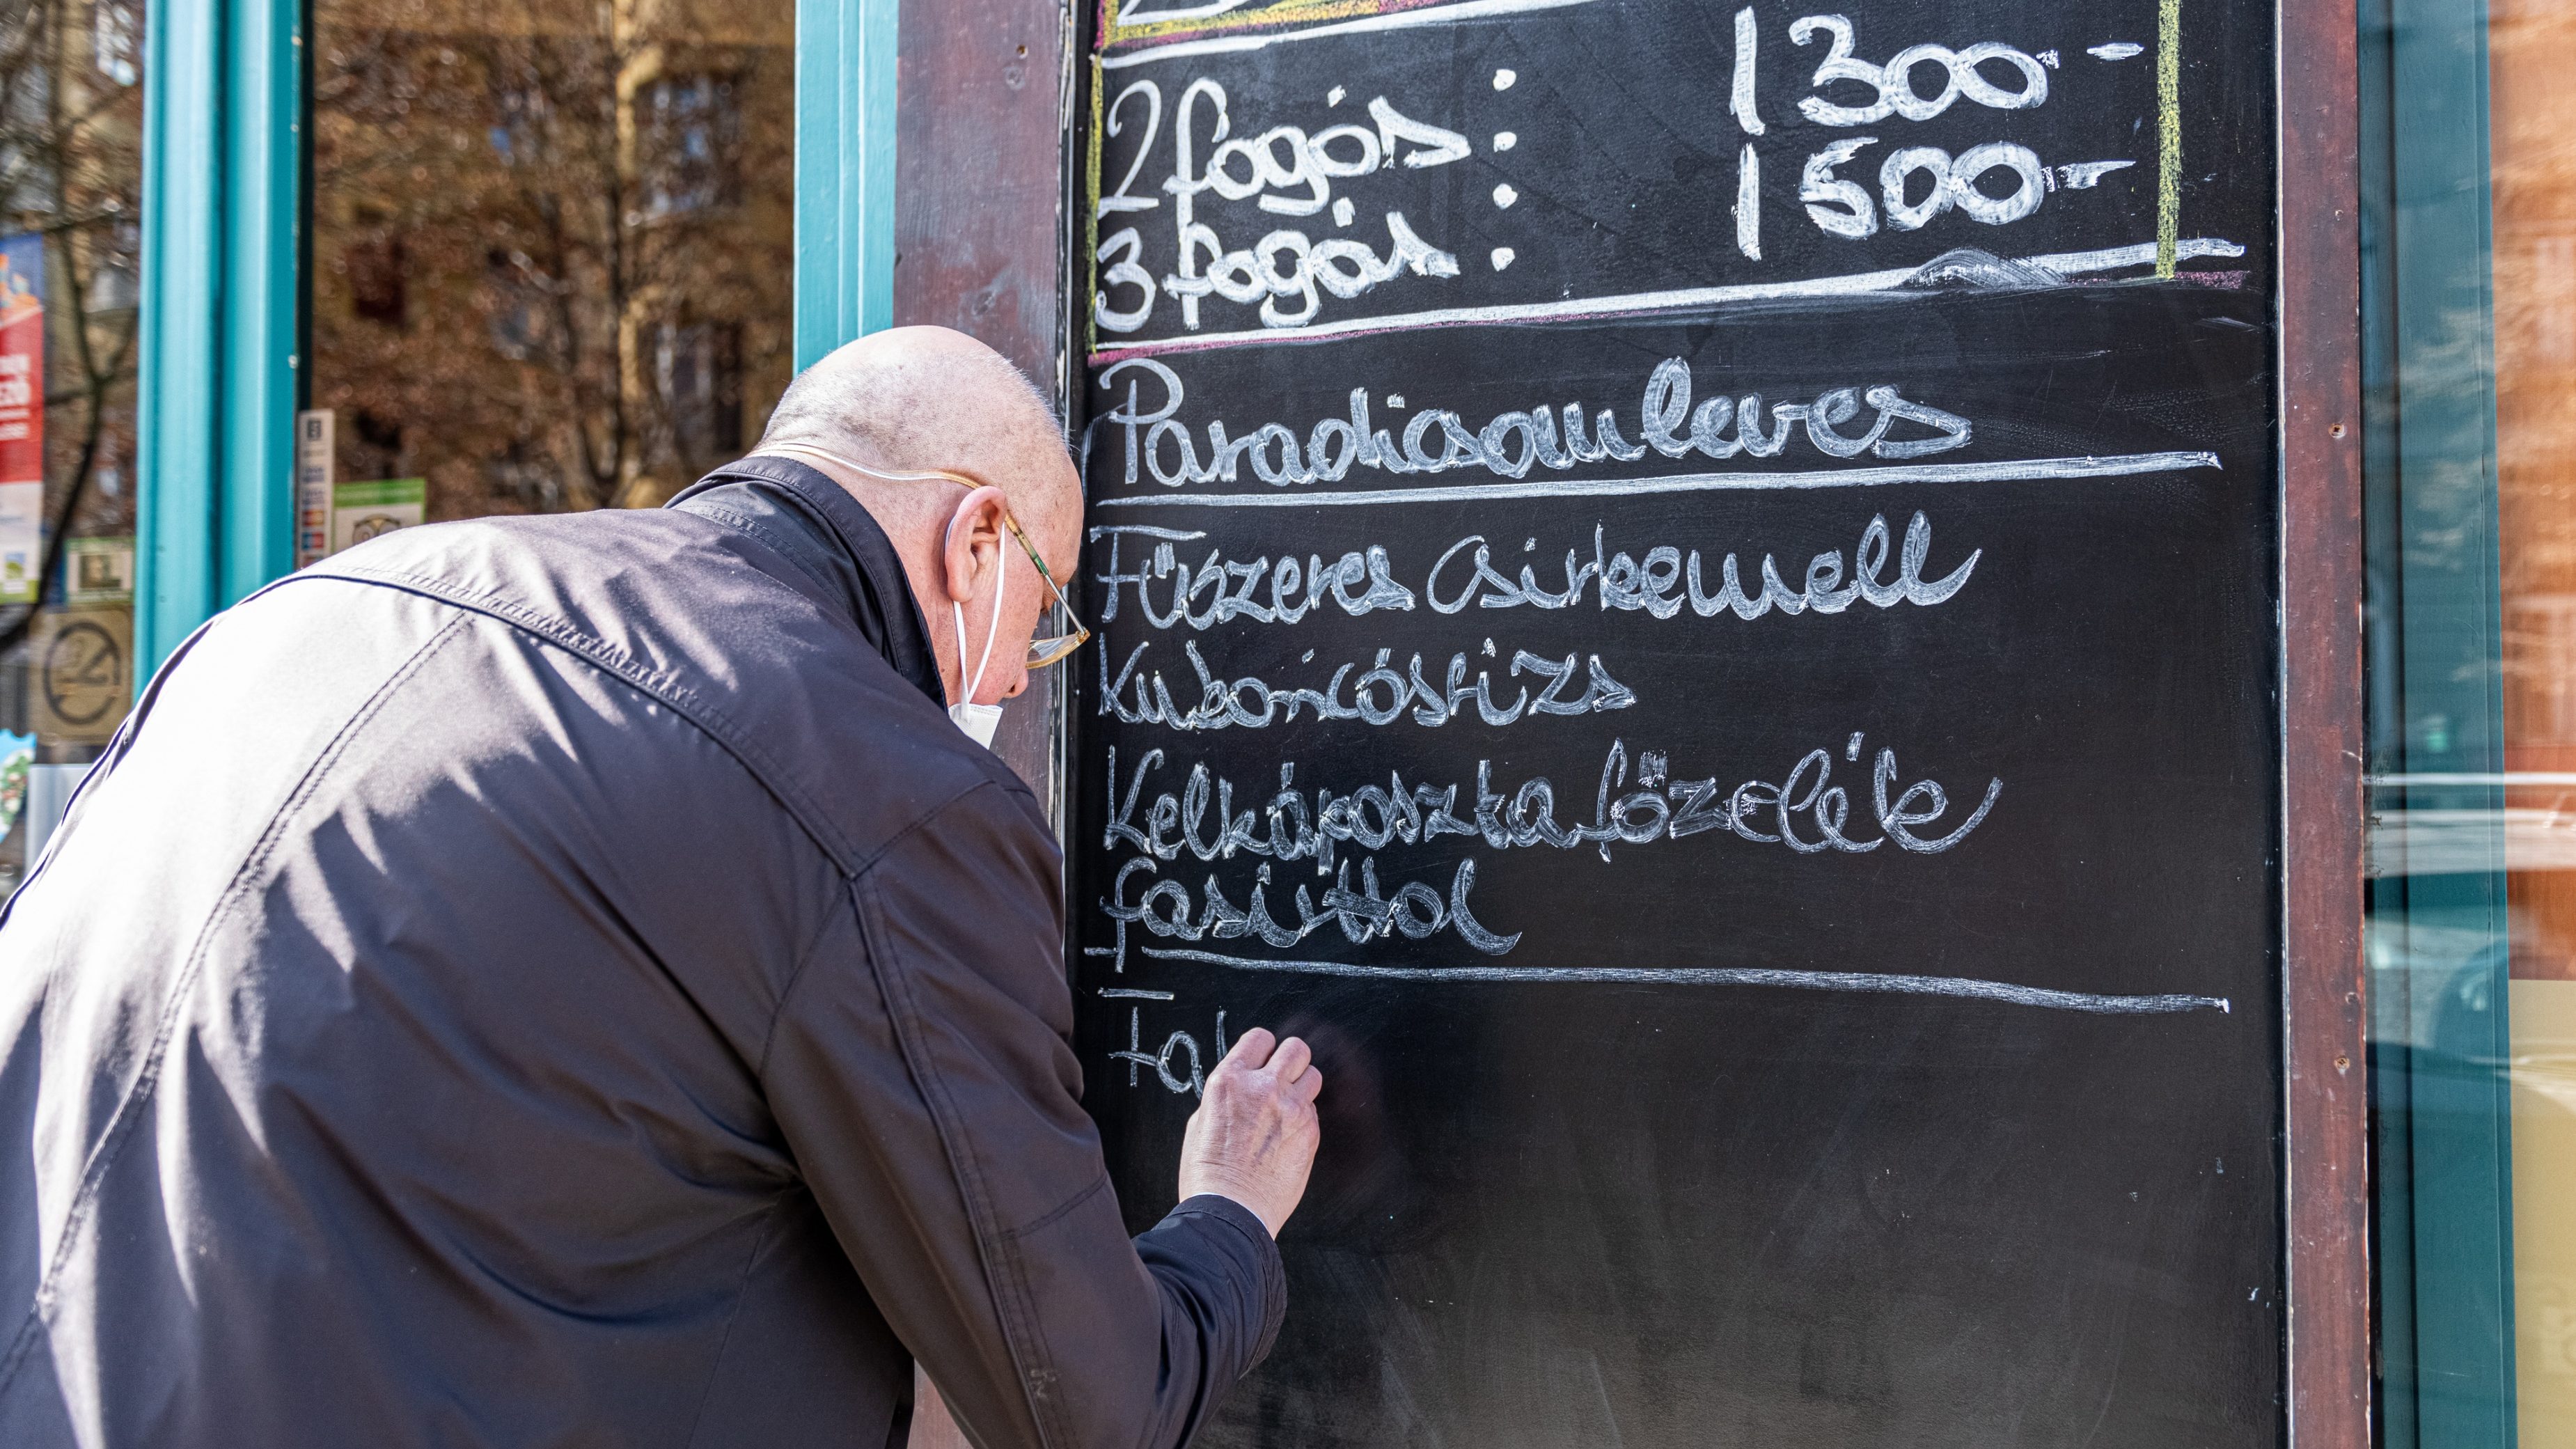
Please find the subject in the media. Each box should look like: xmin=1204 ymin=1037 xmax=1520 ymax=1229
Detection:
xmin=998 ymin=510 xmax=1091 ymax=668
xmin=762 ymin=446 xmax=1092 ymax=670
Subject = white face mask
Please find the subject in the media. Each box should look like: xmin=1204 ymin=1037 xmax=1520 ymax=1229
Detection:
xmin=947 ymin=518 xmax=1007 ymax=749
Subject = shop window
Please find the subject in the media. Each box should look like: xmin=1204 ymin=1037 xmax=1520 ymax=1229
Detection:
xmin=89 ymin=0 xmax=136 ymax=88
xmin=2364 ymin=0 xmax=2576 ymax=1437
xmin=656 ymin=320 xmax=744 ymax=474
xmin=640 ymin=73 xmax=743 ymax=218
xmin=88 ymin=1 xmax=135 ymax=88
xmin=307 ymin=0 xmax=794 ymax=527
xmin=0 ymin=0 xmax=148 ymax=894
xmin=342 ymin=213 xmax=409 ymax=327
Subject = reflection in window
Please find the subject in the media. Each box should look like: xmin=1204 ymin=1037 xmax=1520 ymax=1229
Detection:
xmin=89 ymin=0 xmax=136 ymax=88
xmin=657 ymin=320 xmax=744 ymax=467
xmin=2366 ymin=0 xmax=2576 ymax=1437
xmin=641 ymin=73 xmax=742 ymax=218
xmin=308 ymin=0 xmax=793 ymax=526
xmin=0 ymin=0 xmax=146 ymax=895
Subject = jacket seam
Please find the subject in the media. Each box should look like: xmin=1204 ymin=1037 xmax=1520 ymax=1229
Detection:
xmin=1170 ymin=1201 xmax=1280 ymax=1271
xmin=0 ymin=611 xmax=472 ymax=1396
xmin=294 ymin=566 xmax=1038 ymax=876
xmin=677 ymin=503 xmax=845 ymax=604
xmin=848 ymin=869 xmax=1079 ymax=1449
xmin=678 ymin=1193 xmax=794 ymax=1449
xmin=751 ymin=888 xmax=867 ymax=1077
xmin=1165 ymin=1203 xmax=1288 ymax=1369
xmin=304 ymin=564 xmax=867 ymax=868
xmin=751 ymin=779 xmax=1012 ymax=1078
xmin=996 ymin=1175 xmax=1110 ymax=1245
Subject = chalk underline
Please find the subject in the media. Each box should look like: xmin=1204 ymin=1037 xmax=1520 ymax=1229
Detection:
xmin=1140 ymin=948 xmax=2231 ymax=1016
xmin=1092 ymin=449 xmax=2221 ymax=509
xmin=1088 ymin=240 xmax=2249 ymax=363
xmin=1104 ymin=0 xmax=1600 ymax=68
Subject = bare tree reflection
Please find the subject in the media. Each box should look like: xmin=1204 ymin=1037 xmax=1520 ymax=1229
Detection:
xmin=311 ymin=0 xmax=792 ymax=518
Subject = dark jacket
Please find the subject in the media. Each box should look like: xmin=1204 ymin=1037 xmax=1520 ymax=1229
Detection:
xmin=0 ymin=457 xmax=1282 ymax=1448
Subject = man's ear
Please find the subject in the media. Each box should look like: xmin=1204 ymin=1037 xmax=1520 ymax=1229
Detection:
xmin=939 ymin=486 xmax=1012 ymax=604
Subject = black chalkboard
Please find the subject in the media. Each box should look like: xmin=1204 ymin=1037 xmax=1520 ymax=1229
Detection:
xmin=1066 ymin=1 xmax=2282 ymax=1443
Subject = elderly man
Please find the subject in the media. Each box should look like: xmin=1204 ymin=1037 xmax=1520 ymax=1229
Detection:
xmin=0 ymin=327 xmax=1320 ymax=1447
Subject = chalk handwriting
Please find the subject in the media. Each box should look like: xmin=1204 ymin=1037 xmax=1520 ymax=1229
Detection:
xmin=1092 ymin=10 xmax=2178 ymax=337
xmin=1801 ymin=135 xmax=2050 ymax=237
xmin=1103 ymin=733 xmax=2003 ymax=872
xmin=1101 ymin=853 xmax=1523 ymax=955
xmin=1088 ymin=356 xmax=1972 ymax=492
xmin=1089 ymin=524 xmax=1417 ymax=625
xmin=1106 ymin=1002 xmax=1234 ymax=1096
xmin=1429 ymin=511 xmax=1972 ymax=618
xmin=1090 ymin=512 xmax=1976 ymax=629
xmin=1109 ymin=1006 xmax=1210 ymax=1095
xmin=1780 ymin=16 xmax=2058 ymax=240
xmin=1791 ymin=15 xmax=2050 ymax=127
xmin=1096 ymin=638 xmax=1637 ymax=732
xmin=1120 ymin=77 xmax=1467 ymax=333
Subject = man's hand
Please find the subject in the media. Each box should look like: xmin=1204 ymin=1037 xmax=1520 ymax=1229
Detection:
xmin=1177 ymin=1028 xmax=1322 ymax=1238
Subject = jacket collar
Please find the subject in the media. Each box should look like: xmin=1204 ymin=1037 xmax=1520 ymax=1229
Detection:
xmin=665 ymin=455 xmax=946 ymax=710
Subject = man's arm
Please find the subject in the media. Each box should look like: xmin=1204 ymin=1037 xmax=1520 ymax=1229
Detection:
xmin=760 ymin=781 xmax=1318 ymax=1449
xmin=907 ymin=1024 xmax=1323 ymax=1449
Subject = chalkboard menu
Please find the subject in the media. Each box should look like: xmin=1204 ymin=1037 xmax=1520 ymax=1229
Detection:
xmin=1067 ymin=1 xmax=2281 ymax=1443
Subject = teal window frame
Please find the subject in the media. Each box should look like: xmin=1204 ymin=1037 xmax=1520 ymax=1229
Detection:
xmin=796 ymin=0 xmax=900 ymax=369
xmin=2360 ymin=0 xmax=2520 ymax=1437
xmin=134 ymin=0 xmax=903 ymax=682
xmin=135 ymin=0 xmax=301 ymax=677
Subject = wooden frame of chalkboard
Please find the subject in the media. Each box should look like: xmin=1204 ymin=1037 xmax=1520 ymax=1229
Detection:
xmin=2277 ymin=0 xmax=2371 ymax=1436
xmin=1023 ymin=0 xmax=2374 ymax=1440
xmin=888 ymin=0 xmax=1083 ymax=807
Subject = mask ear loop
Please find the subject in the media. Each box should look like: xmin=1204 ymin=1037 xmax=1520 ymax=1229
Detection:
xmin=762 ymin=444 xmax=1007 ymax=705
xmin=945 ymin=510 xmax=1006 ymax=706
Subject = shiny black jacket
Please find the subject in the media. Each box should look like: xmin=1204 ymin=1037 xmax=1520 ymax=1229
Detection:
xmin=0 ymin=457 xmax=1282 ymax=1448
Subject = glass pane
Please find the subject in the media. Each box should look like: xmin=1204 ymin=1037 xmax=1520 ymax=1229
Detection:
xmin=0 ymin=0 xmax=148 ymax=895
xmin=2494 ymin=0 xmax=2576 ymax=1430
xmin=2366 ymin=0 xmax=2576 ymax=1438
xmin=305 ymin=0 xmax=794 ymax=549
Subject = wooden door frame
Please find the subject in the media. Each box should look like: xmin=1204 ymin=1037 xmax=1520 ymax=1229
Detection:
xmin=881 ymin=0 xmax=1076 ymax=810
xmin=2279 ymin=0 xmax=2373 ymax=1439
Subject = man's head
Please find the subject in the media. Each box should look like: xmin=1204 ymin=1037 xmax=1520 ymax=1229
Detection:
xmin=753 ymin=327 xmax=1083 ymax=712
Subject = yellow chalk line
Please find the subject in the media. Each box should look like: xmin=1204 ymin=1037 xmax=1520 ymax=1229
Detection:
xmin=1085 ymin=55 xmax=1106 ymax=357
xmin=2156 ymin=0 xmax=2181 ymax=278
xmin=1105 ymin=0 xmax=1395 ymax=45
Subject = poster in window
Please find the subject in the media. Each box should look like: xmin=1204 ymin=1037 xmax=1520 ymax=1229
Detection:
xmin=329 ymin=478 xmax=424 ymax=554
xmin=0 ymin=235 xmax=40 ymax=606
xmin=295 ymin=410 xmax=335 ymax=567
xmin=63 ymin=538 xmax=133 ymax=606
xmin=31 ymin=608 xmax=129 ymax=745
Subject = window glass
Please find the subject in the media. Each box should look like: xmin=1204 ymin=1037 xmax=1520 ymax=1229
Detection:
xmin=2365 ymin=0 xmax=2576 ymax=1437
xmin=0 ymin=0 xmax=147 ymax=894
xmin=305 ymin=0 xmax=793 ymax=548
xmin=2489 ymin=0 xmax=2576 ymax=1430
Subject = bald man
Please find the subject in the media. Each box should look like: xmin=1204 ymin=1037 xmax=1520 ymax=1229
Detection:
xmin=0 ymin=328 xmax=1320 ymax=1448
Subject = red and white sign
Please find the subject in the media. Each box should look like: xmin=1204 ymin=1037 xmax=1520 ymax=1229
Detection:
xmin=0 ymin=235 xmax=44 ymax=605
